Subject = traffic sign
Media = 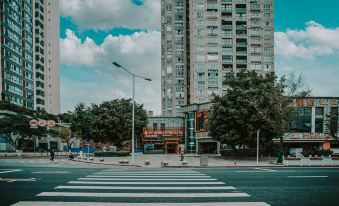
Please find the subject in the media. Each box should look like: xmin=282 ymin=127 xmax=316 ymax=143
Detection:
xmin=85 ymin=140 xmax=92 ymax=146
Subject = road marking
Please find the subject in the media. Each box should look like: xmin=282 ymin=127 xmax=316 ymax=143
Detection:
xmin=32 ymin=171 xmax=70 ymax=174
xmin=55 ymin=186 xmax=236 ymax=190
xmin=0 ymin=178 xmax=36 ymax=182
xmin=12 ymin=201 xmax=271 ymax=206
xmin=81 ymin=178 xmax=216 ymax=181
xmin=287 ymin=176 xmax=328 ymax=178
xmin=254 ymin=168 xmax=276 ymax=172
xmin=68 ymin=181 xmax=225 ymax=185
xmin=101 ymin=171 xmax=201 ymax=174
xmin=91 ymin=175 xmax=209 ymax=178
xmin=0 ymin=169 xmax=22 ymax=174
xmin=94 ymin=173 xmax=206 ymax=176
xmin=37 ymin=192 xmax=249 ymax=198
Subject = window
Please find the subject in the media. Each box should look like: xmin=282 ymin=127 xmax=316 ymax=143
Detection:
xmin=160 ymin=123 xmax=165 ymax=131
xmin=291 ymin=107 xmax=312 ymax=133
xmin=153 ymin=123 xmax=158 ymax=131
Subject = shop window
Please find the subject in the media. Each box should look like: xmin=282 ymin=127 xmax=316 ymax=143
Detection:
xmin=291 ymin=107 xmax=312 ymax=133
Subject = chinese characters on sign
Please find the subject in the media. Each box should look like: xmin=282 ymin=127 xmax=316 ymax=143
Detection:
xmin=296 ymin=98 xmax=339 ymax=107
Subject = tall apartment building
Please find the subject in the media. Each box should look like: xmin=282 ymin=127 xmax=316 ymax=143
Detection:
xmin=0 ymin=0 xmax=35 ymax=110
xmin=161 ymin=0 xmax=274 ymax=117
xmin=0 ymin=0 xmax=59 ymax=114
xmin=33 ymin=0 xmax=60 ymax=114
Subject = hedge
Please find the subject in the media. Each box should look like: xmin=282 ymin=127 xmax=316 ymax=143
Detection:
xmin=94 ymin=150 xmax=130 ymax=157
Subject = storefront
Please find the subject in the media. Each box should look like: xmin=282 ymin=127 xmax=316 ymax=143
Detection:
xmin=143 ymin=117 xmax=184 ymax=154
xmin=273 ymin=97 xmax=339 ymax=156
xmin=180 ymin=102 xmax=221 ymax=155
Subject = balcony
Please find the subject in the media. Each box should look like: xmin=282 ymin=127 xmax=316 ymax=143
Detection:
xmin=221 ymin=7 xmax=232 ymax=13
xmin=236 ymin=59 xmax=247 ymax=64
xmin=222 ymin=25 xmax=233 ymax=30
xmin=236 ymin=43 xmax=247 ymax=47
xmin=235 ymin=8 xmax=247 ymax=13
xmin=236 ymin=50 xmax=247 ymax=55
xmin=251 ymin=5 xmax=261 ymax=10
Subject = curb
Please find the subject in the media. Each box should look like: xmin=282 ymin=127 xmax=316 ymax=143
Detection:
xmin=163 ymin=165 xmax=339 ymax=168
xmin=70 ymin=159 xmax=142 ymax=167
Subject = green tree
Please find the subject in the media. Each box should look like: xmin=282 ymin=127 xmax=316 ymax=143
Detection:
xmin=90 ymin=99 xmax=148 ymax=146
xmin=0 ymin=113 xmax=53 ymax=150
xmin=69 ymin=103 xmax=95 ymax=139
xmin=208 ymin=71 xmax=310 ymax=157
xmin=325 ymin=108 xmax=339 ymax=140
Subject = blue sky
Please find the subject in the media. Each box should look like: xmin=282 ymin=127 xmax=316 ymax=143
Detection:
xmin=59 ymin=0 xmax=339 ymax=114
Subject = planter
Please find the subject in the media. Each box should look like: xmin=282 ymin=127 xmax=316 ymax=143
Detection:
xmin=285 ymin=157 xmax=301 ymax=160
xmin=310 ymin=157 xmax=323 ymax=160
xmin=94 ymin=150 xmax=130 ymax=157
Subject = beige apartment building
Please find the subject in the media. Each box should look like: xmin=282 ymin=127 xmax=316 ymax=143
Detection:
xmin=33 ymin=0 xmax=60 ymax=114
xmin=161 ymin=0 xmax=274 ymax=117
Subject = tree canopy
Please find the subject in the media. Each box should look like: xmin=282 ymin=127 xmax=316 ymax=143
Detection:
xmin=208 ymin=71 xmax=310 ymax=154
xmin=64 ymin=99 xmax=148 ymax=146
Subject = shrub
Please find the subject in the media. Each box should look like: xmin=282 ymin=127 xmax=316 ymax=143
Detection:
xmin=94 ymin=150 xmax=130 ymax=157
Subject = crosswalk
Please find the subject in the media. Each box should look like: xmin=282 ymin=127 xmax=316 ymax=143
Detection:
xmin=12 ymin=169 xmax=270 ymax=206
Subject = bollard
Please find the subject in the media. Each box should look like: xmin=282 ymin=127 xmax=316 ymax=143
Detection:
xmin=234 ymin=160 xmax=237 ymax=166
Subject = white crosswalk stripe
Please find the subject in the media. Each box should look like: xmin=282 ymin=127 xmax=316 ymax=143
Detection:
xmin=12 ymin=169 xmax=271 ymax=206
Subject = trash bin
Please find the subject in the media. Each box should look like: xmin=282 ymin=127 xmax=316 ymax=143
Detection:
xmin=200 ymin=154 xmax=208 ymax=166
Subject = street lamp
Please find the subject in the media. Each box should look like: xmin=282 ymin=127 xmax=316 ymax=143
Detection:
xmin=112 ymin=61 xmax=152 ymax=164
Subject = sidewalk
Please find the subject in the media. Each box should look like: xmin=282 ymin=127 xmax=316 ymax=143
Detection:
xmin=72 ymin=154 xmax=274 ymax=168
xmin=2 ymin=152 xmax=339 ymax=167
xmin=0 ymin=152 xmax=68 ymax=158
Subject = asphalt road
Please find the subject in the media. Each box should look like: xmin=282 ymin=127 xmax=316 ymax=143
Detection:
xmin=0 ymin=160 xmax=339 ymax=206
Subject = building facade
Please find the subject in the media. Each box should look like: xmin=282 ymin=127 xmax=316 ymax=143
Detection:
xmin=0 ymin=0 xmax=59 ymax=114
xmin=180 ymin=102 xmax=221 ymax=154
xmin=179 ymin=97 xmax=339 ymax=156
xmin=33 ymin=0 xmax=60 ymax=114
xmin=161 ymin=0 xmax=274 ymax=116
xmin=143 ymin=117 xmax=185 ymax=154
xmin=0 ymin=0 xmax=34 ymax=109
xmin=273 ymin=97 xmax=339 ymax=157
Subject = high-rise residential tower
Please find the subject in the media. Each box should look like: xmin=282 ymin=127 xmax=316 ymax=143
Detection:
xmin=33 ymin=0 xmax=60 ymax=114
xmin=161 ymin=0 xmax=274 ymax=117
xmin=0 ymin=0 xmax=34 ymax=109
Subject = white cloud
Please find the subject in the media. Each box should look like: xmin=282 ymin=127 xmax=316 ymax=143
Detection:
xmin=275 ymin=21 xmax=339 ymax=59
xmin=60 ymin=30 xmax=161 ymax=115
xmin=60 ymin=0 xmax=160 ymax=30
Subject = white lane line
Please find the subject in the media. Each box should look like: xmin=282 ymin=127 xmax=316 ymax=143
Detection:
xmin=254 ymin=168 xmax=276 ymax=172
xmin=236 ymin=171 xmax=273 ymax=173
xmin=68 ymin=181 xmax=225 ymax=185
xmin=101 ymin=171 xmax=201 ymax=173
xmin=55 ymin=186 xmax=236 ymax=190
xmin=86 ymin=175 xmax=210 ymax=178
xmin=287 ymin=176 xmax=328 ymax=178
xmin=0 ymin=169 xmax=22 ymax=174
xmin=93 ymin=173 xmax=206 ymax=176
xmin=11 ymin=201 xmax=270 ymax=206
xmin=32 ymin=171 xmax=70 ymax=174
xmin=37 ymin=192 xmax=249 ymax=198
xmin=80 ymin=178 xmax=216 ymax=181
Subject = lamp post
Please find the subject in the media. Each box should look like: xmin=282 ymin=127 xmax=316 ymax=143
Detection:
xmin=112 ymin=62 xmax=152 ymax=163
xmin=257 ymin=129 xmax=260 ymax=165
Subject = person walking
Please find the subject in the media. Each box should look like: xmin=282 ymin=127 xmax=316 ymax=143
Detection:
xmin=180 ymin=148 xmax=185 ymax=161
xmin=50 ymin=150 xmax=55 ymax=161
